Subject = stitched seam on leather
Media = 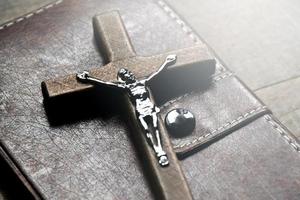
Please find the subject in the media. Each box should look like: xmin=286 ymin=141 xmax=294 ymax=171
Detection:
xmin=157 ymin=0 xmax=200 ymax=43
xmin=265 ymin=115 xmax=300 ymax=152
xmin=174 ymin=106 xmax=267 ymax=149
xmin=160 ymin=72 xmax=233 ymax=109
xmin=0 ymin=0 xmax=63 ymax=31
xmin=156 ymin=0 xmax=226 ymax=74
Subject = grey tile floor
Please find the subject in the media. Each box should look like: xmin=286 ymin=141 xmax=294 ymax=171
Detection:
xmin=167 ymin=0 xmax=300 ymax=138
xmin=0 ymin=0 xmax=299 ymax=199
xmin=1 ymin=0 xmax=298 ymax=138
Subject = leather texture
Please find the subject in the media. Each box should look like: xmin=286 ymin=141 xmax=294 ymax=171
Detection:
xmin=0 ymin=0 xmax=300 ymax=199
xmin=42 ymin=11 xmax=216 ymax=200
xmin=123 ymin=92 xmax=193 ymax=200
xmin=183 ymin=114 xmax=300 ymax=200
xmin=165 ymin=74 xmax=268 ymax=156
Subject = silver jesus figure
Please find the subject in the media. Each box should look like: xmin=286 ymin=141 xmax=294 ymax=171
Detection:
xmin=76 ymin=55 xmax=177 ymax=167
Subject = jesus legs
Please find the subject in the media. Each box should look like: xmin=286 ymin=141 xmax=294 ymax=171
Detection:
xmin=138 ymin=114 xmax=169 ymax=166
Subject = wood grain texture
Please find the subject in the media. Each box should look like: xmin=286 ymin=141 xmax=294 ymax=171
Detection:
xmin=42 ymin=11 xmax=211 ymax=200
xmin=0 ymin=0 xmax=200 ymax=199
xmin=123 ymin=93 xmax=193 ymax=200
xmin=1 ymin=0 xmax=300 ymax=199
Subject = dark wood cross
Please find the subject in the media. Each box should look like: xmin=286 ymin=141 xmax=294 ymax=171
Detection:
xmin=42 ymin=11 xmax=215 ymax=200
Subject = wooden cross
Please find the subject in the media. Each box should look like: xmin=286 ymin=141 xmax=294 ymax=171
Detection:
xmin=42 ymin=11 xmax=215 ymax=200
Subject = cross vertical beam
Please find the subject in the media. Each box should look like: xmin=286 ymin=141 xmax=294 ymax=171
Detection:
xmin=42 ymin=11 xmax=216 ymax=200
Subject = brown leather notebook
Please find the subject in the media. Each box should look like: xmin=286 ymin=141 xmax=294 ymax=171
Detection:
xmin=0 ymin=0 xmax=300 ymax=199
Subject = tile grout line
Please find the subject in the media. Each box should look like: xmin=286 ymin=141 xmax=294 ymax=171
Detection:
xmin=254 ymin=74 xmax=300 ymax=92
xmin=156 ymin=0 xmax=300 ymax=153
xmin=265 ymin=115 xmax=300 ymax=152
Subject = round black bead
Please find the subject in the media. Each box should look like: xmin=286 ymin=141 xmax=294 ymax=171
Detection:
xmin=165 ymin=108 xmax=195 ymax=138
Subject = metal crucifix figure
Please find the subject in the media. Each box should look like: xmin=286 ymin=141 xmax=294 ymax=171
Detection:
xmin=42 ymin=11 xmax=215 ymax=199
xmin=77 ymin=55 xmax=177 ymax=166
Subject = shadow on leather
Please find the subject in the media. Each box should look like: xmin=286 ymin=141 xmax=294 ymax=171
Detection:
xmin=43 ymin=87 xmax=123 ymax=126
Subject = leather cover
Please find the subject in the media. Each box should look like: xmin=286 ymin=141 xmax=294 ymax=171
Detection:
xmin=0 ymin=0 xmax=300 ymax=199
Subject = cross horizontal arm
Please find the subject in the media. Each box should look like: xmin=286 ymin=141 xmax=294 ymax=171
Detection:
xmin=76 ymin=71 xmax=125 ymax=89
xmin=145 ymin=54 xmax=177 ymax=82
xmin=41 ymin=45 xmax=216 ymax=100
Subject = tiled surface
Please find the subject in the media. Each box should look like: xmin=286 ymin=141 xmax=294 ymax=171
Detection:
xmin=166 ymin=0 xmax=300 ymax=138
xmin=1 ymin=0 xmax=298 ymax=139
xmin=0 ymin=0 xmax=299 ymax=199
